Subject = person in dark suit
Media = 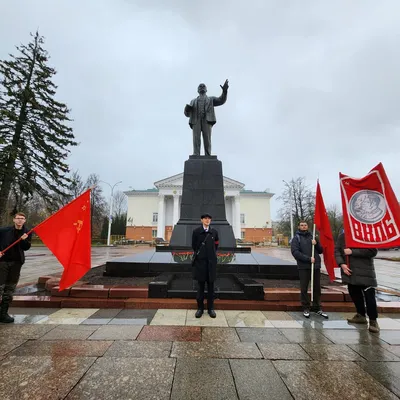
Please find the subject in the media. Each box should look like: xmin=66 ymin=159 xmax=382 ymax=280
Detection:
xmin=192 ymin=213 xmax=219 ymax=318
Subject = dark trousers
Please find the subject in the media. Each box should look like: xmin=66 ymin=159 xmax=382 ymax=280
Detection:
xmin=348 ymin=284 xmax=378 ymax=320
xmin=196 ymin=280 xmax=215 ymax=311
xmin=298 ymin=268 xmax=321 ymax=311
xmin=192 ymin=119 xmax=212 ymax=156
xmin=0 ymin=261 xmax=22 ymax=304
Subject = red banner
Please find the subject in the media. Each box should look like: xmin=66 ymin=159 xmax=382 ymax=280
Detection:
xmin=314 ymin=182 xmax=336 ymax=281
xmin=340 ymin=163 xmax=400 ymax=248
xmin=34 ymin=190 xmax=92 ymax=290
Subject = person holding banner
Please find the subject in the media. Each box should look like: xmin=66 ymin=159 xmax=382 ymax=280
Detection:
xmin=0 ymin=212 xmax=32 ymax=323
xmin=335 ymin=232 xmax=379 ymax=333
xmin=291 ymin=221 xmax=328 ymax=319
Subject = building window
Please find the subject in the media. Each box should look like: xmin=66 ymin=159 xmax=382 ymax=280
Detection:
xmin=152 ymin=229 xmax=157 ymax=238
xmin=240 ymin=213 xmax=245 ymax=224
xmin=241 ymin=231 xmax=245 ymax=239
xmin=153 ymin=213 xmax=158 ymax=223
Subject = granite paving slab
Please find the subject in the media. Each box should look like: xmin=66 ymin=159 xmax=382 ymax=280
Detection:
xmin=381 ymin=344 xmax=400 ymax=358
xmin=279 ymin=328 xmax=333 ymax=344
xmin=137 ymin=326 xmax=201 ymax=342
xmin=349 ymin=344 xmax=400 ymax=361
xmin=201 ymin=327 xmax=240 ymax=343
xmin=88 ymin=325 xmax=143 ymax=340
xmin=9 ymin=314 xmax=48 ymax=324
xmin=373 ymin=331 xmax=400 ymax=345
xmin=0 ymin=355 xmax=96 ymax=400
xmin=37 ymin=308 xmax=99 ymax=324
xmin=8 ymin=307 xmax=60 ymax=315
xmin=171 ymin=358 xmax=237 ymax=400
xmin=171 ymin=341 xmax=262 ymax=359
xmin=0 ymin=324 xmax=56 ymax=339
xmin=236 ymin=328 xmax=290 ymax=343
xmin=300 ymin=344 xmax=364 ymax=361
xmin=186 ymin=311 xmax=228 ymax=327
xmin=359 ymin=361 xmax=400 ymax=398
xmin=320 ymin=329 xmax=385 ymax=344
xmin=150 ymin=309 xmax=187 ymax=326
xmin=257 ymin=343 xmax=311 ymax=360
xmin=0 ymin=338 xmax=27 ymax=356
xmin=66 ymin=357 xmax=175 ymax=400
xmin=377 ymin=318 xmax=400 ymax=330
xmin=81 ymin=309 xmax=121 ymax=324
xmin=10 ymin=340 xmax=113 ymax=357
xmin=223 ymin=310 xmax=274 ymax=327
xmin=39 ymin=324 xmax=100 ymax=340
xmin=273 ymin=360 xmax=398 ymax=400
xmin=262 ymin=311 xmax=295 ymax=320
xmin=230 ymin=359 xmax=293 ymax=400
xmin=104 ymin=341 xmax=172 ymax=358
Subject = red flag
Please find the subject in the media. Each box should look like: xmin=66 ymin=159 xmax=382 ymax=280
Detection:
xmin=34 ymin=190 xmax=91 ymax=290
xmin=314 ymin=181 xmax=336 ymax=281
xmin=340 ymin=163 xmax=400 ymax=248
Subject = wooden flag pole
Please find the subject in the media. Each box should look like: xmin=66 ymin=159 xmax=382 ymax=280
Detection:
xmin=311 ymin=223 xmax=316 ymax=303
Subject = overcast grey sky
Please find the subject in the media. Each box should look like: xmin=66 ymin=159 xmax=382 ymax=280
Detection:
xmin=1 ymin=0 xmax=400 ymax=219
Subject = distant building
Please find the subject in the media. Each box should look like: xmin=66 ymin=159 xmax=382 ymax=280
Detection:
xmin=125 ymin=173 xmax=273 ymax=242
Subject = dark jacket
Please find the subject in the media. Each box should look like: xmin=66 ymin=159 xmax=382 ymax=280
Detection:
xmin=0 ymin=225 xmax=32 ymax=264
xmin=291 ymin=230 xmax=323 ymax=269
xmin=334 ymin=233 xmax=377 ymax=287
xmin=192 ymin=226 xmax=219 ymax=282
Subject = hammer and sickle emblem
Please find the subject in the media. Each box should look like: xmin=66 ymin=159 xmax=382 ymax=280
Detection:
xmin=73 ymin=220 xmax=84 ymax=233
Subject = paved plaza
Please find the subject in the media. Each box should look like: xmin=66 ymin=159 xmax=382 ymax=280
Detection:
xmin=0 ymin=308 xmax=400 ymax=399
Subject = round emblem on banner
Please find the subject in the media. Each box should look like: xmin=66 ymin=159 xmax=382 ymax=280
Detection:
xmin=349 ymin=190 xmax=386 ymax=224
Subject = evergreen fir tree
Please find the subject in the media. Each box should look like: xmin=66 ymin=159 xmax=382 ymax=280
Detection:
xmin=0 ymin=31 xmax=77 ymax=224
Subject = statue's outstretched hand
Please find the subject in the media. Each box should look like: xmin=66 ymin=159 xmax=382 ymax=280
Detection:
xmin=220 ymin=79 xmax=229 ymax=91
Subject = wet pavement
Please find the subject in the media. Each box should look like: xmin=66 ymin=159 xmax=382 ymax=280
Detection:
xmin=0 ymin=308 xmax=399 ymax=399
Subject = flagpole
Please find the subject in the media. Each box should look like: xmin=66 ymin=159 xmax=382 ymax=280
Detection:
xmin=0 ymin=188 xmax=93 ymax=256
xmin=311 ymin=223 xmax=316 ymax=303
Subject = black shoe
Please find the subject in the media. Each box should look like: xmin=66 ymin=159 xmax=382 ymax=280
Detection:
xmin=303 ymin=310 xmax=310 ymax=318
xmin=208 ymin=309 xmax=216 ymax=318
xmin=0 ymin=303 xmax=14 ymax=323
xmin=195 ymin=309 xmax=204 ymax=318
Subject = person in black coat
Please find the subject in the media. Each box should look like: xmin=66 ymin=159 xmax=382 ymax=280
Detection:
xmin=290 ymin=221 xmax=328 ymax=319
xmin=335 ymin=232 xmax=379 ymax=332
xmin=192 ymin=213 xmax=219 ymax=318
xmin=0 ymin=212 xmax=32 ymax=323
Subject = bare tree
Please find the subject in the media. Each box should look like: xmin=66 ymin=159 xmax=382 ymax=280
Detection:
xmin=327 ymin=204 xmax=343 ymax=241
xmin=278 ymin=177 xmax=315 ymax=237
xmin=112 ymin=190 xmax=127 ymax=217
xmin=85 ymin=173 xmax=107 ymax=238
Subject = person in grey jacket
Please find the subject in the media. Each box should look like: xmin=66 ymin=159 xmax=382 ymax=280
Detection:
xmin=335 ymin=232 xmax=379 ymax=332
xmin=291 ymin=221 xmax=328 ymax=319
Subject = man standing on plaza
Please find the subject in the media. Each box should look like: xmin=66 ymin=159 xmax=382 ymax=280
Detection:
xmin=184 ymin=80 xmax=229 ymax=156
xmin=0 ymin=212 xmax=32 ymax=323
xmin=291 ymin=221 xmax=328 ymax=319
xmin=335 ymin=232 xmax=379 ymax=332
xmin=192 ymin=213 xmax=219 ymax=318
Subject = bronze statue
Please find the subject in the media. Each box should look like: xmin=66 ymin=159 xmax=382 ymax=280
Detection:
xmin=184 ymin=80 xmax=229 ymax=156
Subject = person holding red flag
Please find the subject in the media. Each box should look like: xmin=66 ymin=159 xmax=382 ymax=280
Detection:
xmin=291 ymin=221 xmax=328 ymax=319
xmin=0 ymin=212 xmax=32 ymax=323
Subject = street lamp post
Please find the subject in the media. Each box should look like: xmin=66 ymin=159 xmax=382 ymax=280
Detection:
xmin=282 ymin=180 xmax=294 ymax=241
xmin=101 ymin=180 xmax=122 ymax=246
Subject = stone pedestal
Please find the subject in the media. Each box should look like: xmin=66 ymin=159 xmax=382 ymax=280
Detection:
xmin=169 ymin=155 xmax=236 ymax=249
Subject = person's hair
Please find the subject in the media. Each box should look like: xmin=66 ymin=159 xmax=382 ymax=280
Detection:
xmin=298 ymin=220 xmax=308 ymax=226
xmin=14 ymin=212 xmax=26 ymax=218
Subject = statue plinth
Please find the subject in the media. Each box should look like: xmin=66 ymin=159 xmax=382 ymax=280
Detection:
xmin=169 ymin=155 xmax=236 ymax=249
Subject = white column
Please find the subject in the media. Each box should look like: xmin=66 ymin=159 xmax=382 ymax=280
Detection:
xmin=234 ymin=195 xmax=241 ymax=239
xmin=172 ymin=194 xmax=180 ymax=226
xmin=157 ymin=194 xmax=165 ymax=239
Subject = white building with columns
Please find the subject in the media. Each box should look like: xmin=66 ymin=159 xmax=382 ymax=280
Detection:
xmin=125 ymin=173 xmax=274 ymax=243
